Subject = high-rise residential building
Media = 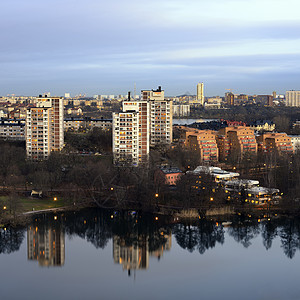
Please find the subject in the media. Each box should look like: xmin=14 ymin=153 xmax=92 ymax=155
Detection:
xmin=286 ymin=90 xmax=300 ymax=106
xmin=122 ymin=100 xmax=150 ymax=161
xmin=26 ymin=96 xmax=64 ymax=160
xmin=142 ymin=86 xmax=172 ymax=146
xmin=113 ymin=87 xmax=172 ymax=165
xmin=112 ymin=111 xmax=139 ymax=165
xmin=197 ymin=82 xmax=204 ymax=105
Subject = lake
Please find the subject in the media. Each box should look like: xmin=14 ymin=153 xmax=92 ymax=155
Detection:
xmin=1 ymin=208 xmax=300 ymax=300
xmin=173 ymin=118 xmax=218 ymax=125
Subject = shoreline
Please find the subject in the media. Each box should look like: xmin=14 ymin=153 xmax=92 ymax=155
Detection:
xmin=1 ymin=199 xmax=299 ymax=227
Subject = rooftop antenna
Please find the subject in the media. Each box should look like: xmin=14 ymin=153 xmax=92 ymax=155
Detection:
xmin=134 ymin=83 xmax=136 ymax=100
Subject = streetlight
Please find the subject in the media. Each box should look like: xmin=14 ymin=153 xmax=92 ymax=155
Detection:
xmin=155 ymin=193 xmax=159 ymax=198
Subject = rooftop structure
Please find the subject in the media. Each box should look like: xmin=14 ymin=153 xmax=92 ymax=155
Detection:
xmin=188 ymin=166 xmax=240 ymax=182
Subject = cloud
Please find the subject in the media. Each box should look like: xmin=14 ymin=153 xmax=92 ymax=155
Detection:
xmin=1 ymin=0 xmax=300 ymax=95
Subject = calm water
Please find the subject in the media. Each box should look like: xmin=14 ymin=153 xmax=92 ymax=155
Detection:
xmin=173 ymin=118 xmax=218 ymax=125
xmin=1 ymin=209 xmax=300 ymax=300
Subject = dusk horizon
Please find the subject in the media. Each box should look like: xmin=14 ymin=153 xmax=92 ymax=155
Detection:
xmin=2 ymin=0 xmax=300 ymax=96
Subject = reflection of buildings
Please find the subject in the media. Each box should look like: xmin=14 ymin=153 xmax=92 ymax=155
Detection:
xmin=113 ymin=232 xmax=172 ymax=273
xmin=149 ymin=233 xmax=172 ymax=260
xmin=113 ymin=236 xmax=149 ymax=271
xmin=27 ymin=225 xmax=65 ymax=267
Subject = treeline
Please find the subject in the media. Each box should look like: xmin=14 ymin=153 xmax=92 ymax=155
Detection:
xmin=0 ymin=134 xmax=300 ymax=214
xmin=64 ymin=127 xmax=112 ymax=153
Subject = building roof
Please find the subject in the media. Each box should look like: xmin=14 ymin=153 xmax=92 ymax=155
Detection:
xmin=160 ymin=166 xmax=182 ymax=174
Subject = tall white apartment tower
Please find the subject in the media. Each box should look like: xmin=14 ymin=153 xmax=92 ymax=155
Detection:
xmin=286 ymin=90 xmax=300 ymax=107
xmin=197 ymin=82 xmax=204 ymax=105
xmin=122 ymin=99 xmax=150 ymax=162
xmin=112 ymin=110 xmax=140 ymax=165
xmin=26 ymin=96 xmax=64 ymax=160
xmin=142 ymin=86 xmax=172 ymax=146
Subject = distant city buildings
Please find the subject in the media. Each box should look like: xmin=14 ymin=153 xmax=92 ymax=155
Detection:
xmin=197 ymin=82 xmax=204 ymax=105
xmin=172 ymin=104 xmax=190 ymax=117
xmin=64 ymin=117 xmax=112 ymax=131
xmin=286 ymin=90 xmax=300 ymax=107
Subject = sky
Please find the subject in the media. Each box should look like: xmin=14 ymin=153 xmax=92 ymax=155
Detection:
xmin=1 ymin=0 xmax=300 ymax=96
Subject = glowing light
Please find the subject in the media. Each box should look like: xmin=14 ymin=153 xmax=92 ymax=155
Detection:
xmin=3 ymin=206 xmax=6 ymax=210
xmin=54 ymin=216 xmax=57 ymax=220
xmin=53 ymin=197 xmax=57 ymax=201
xmin=111 ymin=215 xmax=114 ymax=219
xmin=155 ymin=217 xmax=158 ymax=220
xmin=155 ymin=193 xmax=159 ymax=198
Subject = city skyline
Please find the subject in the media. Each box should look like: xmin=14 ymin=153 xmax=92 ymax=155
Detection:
xmin=2 ymin=0 xmax=300 ymax=96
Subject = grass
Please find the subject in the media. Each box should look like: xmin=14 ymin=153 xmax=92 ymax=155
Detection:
xmin=0 ymin=196 xmax=66 ymax=214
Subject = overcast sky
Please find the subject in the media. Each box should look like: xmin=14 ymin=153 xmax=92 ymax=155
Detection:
xmin=2 ymin=0 xmax=300 ymax=96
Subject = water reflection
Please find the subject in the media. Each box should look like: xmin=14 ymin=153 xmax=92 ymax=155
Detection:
xmin=27 ymin=223 xmax=65 ymax=267
xmin=0 ymin=226 xmax=25 ymax=254
xmin=113 ymin=231 xmax=171 ymax=275
xmin=2 ymin=210 xmax=300 ymax=266
xmin=173 ymin=221 xmax=224 ymax=254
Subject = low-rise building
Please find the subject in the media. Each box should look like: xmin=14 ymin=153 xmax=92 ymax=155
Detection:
xmin=172 ymin=104 xmax=190 ymax=117
xmin=186 ymin=130 xmax=218 ymax=162
xmin=0 ymin=118 xmax=25 ymax=141
xmin=156 ymin=166 xmax=183 ymax=185
xmin=256 ymin=132 xmax=293 ymax=154
xmin=249 ymin=120 xmax=275 ymax=132
xmin=216 ymin=126 xmax=257 ymax=160
xmin=64 ymin=117 xmax=112 ymax=131
xmin=289 ymin=135 xmax=300 ymax=153
xmin=188 ymin=166 xmax=240 ymax=182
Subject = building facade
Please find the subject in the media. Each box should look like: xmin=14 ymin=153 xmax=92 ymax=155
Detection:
xmin=197 ymin=82 xmax=204 ymax=105
xmin=286 ymin=91 xmax=300 ymax=107
xmin=257 ymin=132 xmax=293 ymax=154
xmin=141 ymin=87 xmax=172 ymax=147
xmin=186 ymin=130 xmax=219 ymax=162
xmin=112 ymin=111 xmax=139 ymax=165
xmin=26 ymin=96 xmax=64 ymax=160
xmin=0 ymin=118 xmax=25 ymax=141
xmin=217 ymin=126 xmax=257 ymax=160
